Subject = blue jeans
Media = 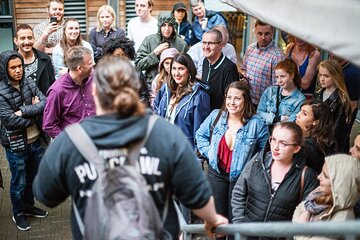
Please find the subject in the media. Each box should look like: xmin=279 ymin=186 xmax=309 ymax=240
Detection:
xmin=5 ymin=139 xmax=45 ymax=216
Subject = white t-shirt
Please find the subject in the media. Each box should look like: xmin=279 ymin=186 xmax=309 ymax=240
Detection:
xmin=127 ymin=16 xmax=158 ymax=52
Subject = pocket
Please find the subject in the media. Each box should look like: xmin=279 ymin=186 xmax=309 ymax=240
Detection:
xmin=6 ymin=129 xmax=26 ymax=151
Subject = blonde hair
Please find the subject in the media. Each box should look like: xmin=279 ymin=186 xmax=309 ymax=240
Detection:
xmin=96 ymin=5 xmax=116 ymax=32
xmin=316 ymin=60 xmax=352 ymax=123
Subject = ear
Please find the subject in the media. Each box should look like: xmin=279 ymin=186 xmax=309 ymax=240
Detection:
xmin=293 ymin=145 xmax=301 ymax=154
xmin=313 ymin=119 xmax=319 ymax=126
xmin=14 ymin=37 xmax=18 ymax=46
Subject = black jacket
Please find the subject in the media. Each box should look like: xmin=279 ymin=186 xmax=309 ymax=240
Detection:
xmin=0 ymin=50 xmax=46 ymax=148
xmin=33 ymin=112 xmax=212 ymax=239
xmin=31 ymin=48 xmax=55 ymax=95
xmin=232 ymin=147 xmax=319 ymax=224
xmin=314 ymin=89 xmax=351 ymax=153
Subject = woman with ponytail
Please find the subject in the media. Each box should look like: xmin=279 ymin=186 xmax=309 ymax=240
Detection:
xmin=33 ymin=56 xmax=228 ymax=239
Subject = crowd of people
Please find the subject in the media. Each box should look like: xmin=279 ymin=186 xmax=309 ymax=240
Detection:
xmin=1 ymin=0 xmax=360 ymax=239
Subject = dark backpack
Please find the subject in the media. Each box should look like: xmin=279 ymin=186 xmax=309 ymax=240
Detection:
xmin=65 ymin=115 xmax=170 ymax=240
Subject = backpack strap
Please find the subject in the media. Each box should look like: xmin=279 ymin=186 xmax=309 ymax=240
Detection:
xmin=127 ymin=115 xmax=158 ymax=166
xmin=299 ymin=165 xmax=308 ymax=202
xmin=65 ymin=115 xmax=159 ymax=235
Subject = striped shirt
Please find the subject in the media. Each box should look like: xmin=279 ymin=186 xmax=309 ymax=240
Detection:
xmin=242 ymin=41 xmax=285 ymax=104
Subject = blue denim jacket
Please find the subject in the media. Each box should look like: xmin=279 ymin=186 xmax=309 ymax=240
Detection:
xmin=257 ymin=86 xmax=305 ymax=125
xmin=195 ymin=110 xmax=269 ymax=182
xmin=154 ymin=82 xmax=210 ymax=148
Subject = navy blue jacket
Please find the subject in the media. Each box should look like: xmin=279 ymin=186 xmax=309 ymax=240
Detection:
xmin=154 ymin=82 xmax=210 ymax=148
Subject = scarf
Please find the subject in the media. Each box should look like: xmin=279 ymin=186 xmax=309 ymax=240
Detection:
xmin=304 ymin=186 xmax=332 ymax=220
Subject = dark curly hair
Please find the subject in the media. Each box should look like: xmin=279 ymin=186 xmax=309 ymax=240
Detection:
xmin=103 ymin=37 xmax=136 ymax=60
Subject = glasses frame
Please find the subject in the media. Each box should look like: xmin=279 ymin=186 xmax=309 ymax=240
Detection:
xmin=269 ymin=136 xmax=299 ymax=148
xmin=202 ymin=41 xmax=221 ymax=46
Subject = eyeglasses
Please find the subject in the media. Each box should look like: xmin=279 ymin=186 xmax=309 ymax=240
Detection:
xmin=269 ymin=137 xmax=298 ymax=148
xmin=202 ymin=41 xmax=221 ymax=46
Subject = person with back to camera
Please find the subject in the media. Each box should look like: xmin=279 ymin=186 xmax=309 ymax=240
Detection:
xmin=196 ymin=82 xmax=269 ymax=230
xmin=232 ymin=122 xmax=319 ymax=239
xmin=296 ymin=100 xmax=336 ymax=174
xmin=33 ymin=55 xmax=228 ymax=240
xmin=314 ymin=60 xmax=352 ymax=153
xmin=89 ymin=5 xmax=126 ymax=63
xmin=292 ymin=154 xmax=360 ymax=240
xmin=257 ymin=59 xmax=306 ymax=128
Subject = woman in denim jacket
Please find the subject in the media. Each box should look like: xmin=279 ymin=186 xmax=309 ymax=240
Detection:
xmin=257 ymin=59 xmax=305 ymax=126
xmin=195 ymin=82 xmax=268 ymax=223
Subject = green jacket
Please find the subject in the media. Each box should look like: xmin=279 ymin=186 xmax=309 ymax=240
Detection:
xmin=135 ymin=33 xmax=188 ymax=85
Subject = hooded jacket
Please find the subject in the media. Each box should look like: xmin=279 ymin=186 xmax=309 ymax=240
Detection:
xmin=33 ymin=112 xmax=212 ymax=239
xmin=135 ymin=15 xmax=188 ymax=85
xmin=0 ymin=50 xmax=46 ymax=149
xmin=153 ymin=81 xmax=211 ymax=148
xmin=232 ymin=147 xmax=319 ymax=224
xmin=293 ymin=154 xmax=360 ymax=240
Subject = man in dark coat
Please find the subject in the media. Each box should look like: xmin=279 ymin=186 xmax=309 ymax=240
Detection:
xmin=0 ymin=50 xmax=48 ymax=231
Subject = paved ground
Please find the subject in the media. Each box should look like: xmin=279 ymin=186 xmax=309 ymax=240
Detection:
xmin=0 ymin=147 xmax=72 ymax=240
xmin=0 ymin=118 xmax=359 ymax=239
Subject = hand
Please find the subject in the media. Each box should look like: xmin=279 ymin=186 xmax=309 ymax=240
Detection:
xmin=45 ymin=22 xmax=59 ymax=35
xmin=14 ymin=110 xmax=22 ymax=116
xmin=32 ymin=96 xmax=39 ymax=104
xmin=204 ymin=214 xmax=228 ymax=238
xmin=153 ymin=42 xmax=169 ymax=56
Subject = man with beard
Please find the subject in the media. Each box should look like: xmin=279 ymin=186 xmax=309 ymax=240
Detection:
xmin=14 ymin=24 xmax=55 ymax=95
xmin=33 ymin=0 xmax=64 ymax=55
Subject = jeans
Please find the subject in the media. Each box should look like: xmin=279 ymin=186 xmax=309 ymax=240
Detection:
xmin=5 ymin=139 xmax=45 ymax=216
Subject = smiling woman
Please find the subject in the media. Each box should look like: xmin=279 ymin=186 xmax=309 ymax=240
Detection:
xmin=196 ymin=82 xmax=269 ymax=229
xmin=52 ymin=18 xmax=94 ymax=79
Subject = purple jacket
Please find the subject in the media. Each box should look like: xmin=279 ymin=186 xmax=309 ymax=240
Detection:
xmin=42 ymin=72 xmax=96 ymax=138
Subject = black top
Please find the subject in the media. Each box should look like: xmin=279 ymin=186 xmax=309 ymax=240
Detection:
xmin=202 ymin=53 xmax=239 ymax=110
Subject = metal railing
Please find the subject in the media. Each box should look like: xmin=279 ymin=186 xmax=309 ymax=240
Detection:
xmin=176 ymin=205 xmax=360 ymax=240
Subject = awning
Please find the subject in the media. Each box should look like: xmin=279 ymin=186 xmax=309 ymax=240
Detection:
xmin=221 ymin=0 xmax=360 ymax=66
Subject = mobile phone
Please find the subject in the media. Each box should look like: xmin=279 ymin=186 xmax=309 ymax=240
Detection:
xmin=50 ymin=17 xmax=58 ymax=23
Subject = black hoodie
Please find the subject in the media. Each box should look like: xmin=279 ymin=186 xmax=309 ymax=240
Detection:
xmin=33 ymin=112 xmax=212 ymax=239
xmin=0 ymin=50 xmax=46 ymax=149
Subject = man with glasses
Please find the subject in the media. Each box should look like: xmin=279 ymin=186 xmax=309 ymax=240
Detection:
xmin=188 ymin=24 xmax=237 ymax=80
xmin=201 ymin=29 xmax=239 ymax=110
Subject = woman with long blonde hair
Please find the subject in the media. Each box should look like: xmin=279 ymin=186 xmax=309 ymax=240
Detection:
xmin=314 ymin=60 xmax=352 ymax=153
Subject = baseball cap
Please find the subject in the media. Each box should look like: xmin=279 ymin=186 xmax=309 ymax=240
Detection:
xmin=173 ymin=2 xmax=187 ymax=11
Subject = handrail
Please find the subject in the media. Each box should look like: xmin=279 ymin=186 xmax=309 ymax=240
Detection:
xmin=175 ymin=203 xmax=360 ymax=240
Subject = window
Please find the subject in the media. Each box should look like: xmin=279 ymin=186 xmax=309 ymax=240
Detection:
xmin=64 ymin=0 xmax=86 ymax=34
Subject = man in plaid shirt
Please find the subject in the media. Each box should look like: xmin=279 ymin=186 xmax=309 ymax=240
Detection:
xmin=241 ymin=20 xmax=285 ymax=105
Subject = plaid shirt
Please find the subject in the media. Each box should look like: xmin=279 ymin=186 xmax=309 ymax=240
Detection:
xmin=242 ymin=41 xmax=285 ymax=104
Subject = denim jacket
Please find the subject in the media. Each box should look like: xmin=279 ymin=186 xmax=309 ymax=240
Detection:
xmin=257 ymin=86 xmax=305 ymax=125
xmin=154 ymin=82 xmax=210 ymax=148
xmin=195 ymin=110 xmax=269 ymax=182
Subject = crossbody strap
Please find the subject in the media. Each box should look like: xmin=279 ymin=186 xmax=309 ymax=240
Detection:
xmin=299 ymin=165 xmax=308 ymax=202
xmin=274 ymin=86 xmax=281 ymax=116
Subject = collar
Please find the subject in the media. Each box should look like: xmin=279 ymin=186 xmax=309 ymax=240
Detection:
xmin=209 ymin=53 xmax=226 ymax=69
xmin=256 ymin=41 xmax=275 ymax=51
